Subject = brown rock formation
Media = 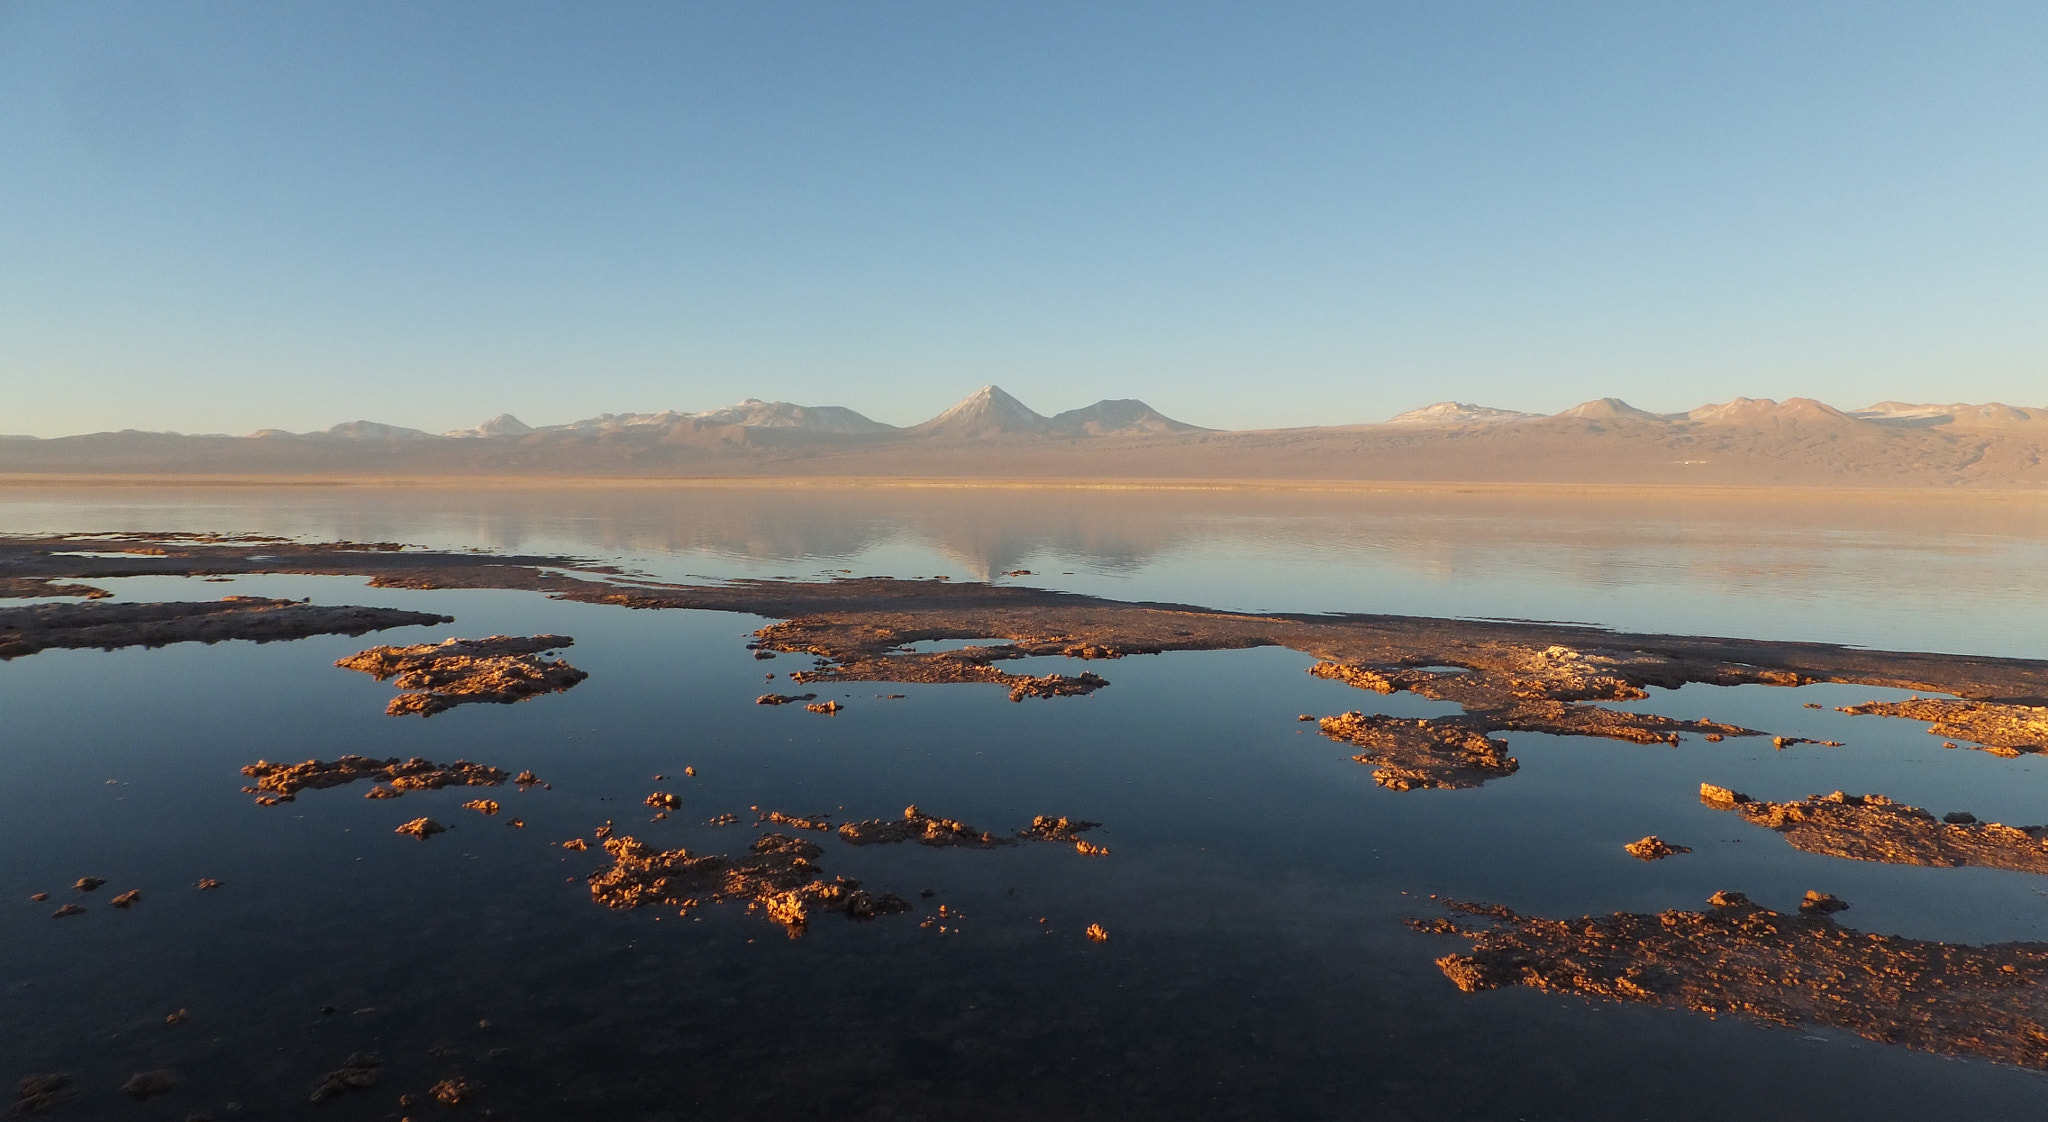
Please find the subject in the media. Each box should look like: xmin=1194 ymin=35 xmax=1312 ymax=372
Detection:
xmin=240 ymin=755 xmax=518 ymax=802
xmin=1317 ymin=713 xmax=1518 ymax=791
xmin=429 ymin=1077 xmax=479 ymax=1105
xmin=585 ymin=832 xmax=910 ymax=935
xmin=335 ymin=635 xmax=587 ymax=716
xmin=1310 ymin=655 xmax=1756 ymax=747
xmin=1420 ymin=895 xmax=2048 ymax=1068
xmin=1838 ymin=698 xmax=2048 ymax=756
xmin=1018 ymin=815 xmax=1102 ymax=843
xmin=1701 ymin=784 xmax=2048 ymax=874
xmin=1624 ymin=836 xmax=1690 ymax=860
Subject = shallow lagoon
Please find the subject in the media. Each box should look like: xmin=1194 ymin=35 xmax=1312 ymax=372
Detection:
xmin=5 ymin=485 xmax=2048 ymax=1119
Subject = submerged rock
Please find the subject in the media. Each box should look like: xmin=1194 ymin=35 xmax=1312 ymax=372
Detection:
xmin=309 ymin=1052 xmax=382 ymax=1103
xmin=14 ymin=1073 xmax=71 ymax=1113
xmin=0 ymin=597 xmax=450 ymax=661
xmin=1417 ymin=893 xmax=2048 ymax=1068
xmin=837 ymin=806 xmax=1014 ymax=849
xmin=119 ymin=1070 xmax=178 ymax=1099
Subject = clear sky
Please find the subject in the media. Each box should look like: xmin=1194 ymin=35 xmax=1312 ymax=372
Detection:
xmin=2 ymin=1 xmax=2044 ymax=436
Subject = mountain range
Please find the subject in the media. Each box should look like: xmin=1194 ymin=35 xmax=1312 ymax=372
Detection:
xmin=5 ymin=385 xmax=2046 ymax=488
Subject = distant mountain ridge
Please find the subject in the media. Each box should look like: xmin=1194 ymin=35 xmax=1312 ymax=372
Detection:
xmin=4 ymin=388 xmax=2046 ymax=487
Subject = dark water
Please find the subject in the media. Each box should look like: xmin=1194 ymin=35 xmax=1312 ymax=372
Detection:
xmin=5 ymin=487 xmax=2048 ymax=1119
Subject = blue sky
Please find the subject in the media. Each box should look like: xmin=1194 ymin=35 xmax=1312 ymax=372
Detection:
xmin=2 ymin=1 xmax=2044 ymax=436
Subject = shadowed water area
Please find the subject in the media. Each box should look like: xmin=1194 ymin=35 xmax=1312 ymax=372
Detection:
xmin=5 ymin=483 xmax=2048 ymax=1120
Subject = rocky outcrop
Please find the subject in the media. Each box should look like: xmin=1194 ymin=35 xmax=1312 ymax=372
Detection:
xmin=1837 ymin=698 xmax=2048 ymax=756
xmin=1624 ymin=836 xmax=1690 ymax=860
xmin=1317 ymin=713 xmax=1518 ymax=791
xmin=584 ymin=832 xmax=910 ymax=935
xmin=336 ymin=635 xmax=588 ymax=716
xmin=1701 ymin=785 xmax=2048 ymax=874
xmin=240 ymin=755 xmax=522 ymax=803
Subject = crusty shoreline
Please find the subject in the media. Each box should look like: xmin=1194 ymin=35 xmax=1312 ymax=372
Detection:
xmin=6 ymin=532 xmax=2047 ymax=762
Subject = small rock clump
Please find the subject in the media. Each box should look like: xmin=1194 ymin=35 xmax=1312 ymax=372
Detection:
xmin=1624 ymin=836 xmax=1691 ymax=861
xmin=838 ymin=806 xmax=1014 ymax=849
xmin=1007 ymin=672 xmax=1109 ymax=702
xmin=429 ymin=1076 xmax=479 ymax=1105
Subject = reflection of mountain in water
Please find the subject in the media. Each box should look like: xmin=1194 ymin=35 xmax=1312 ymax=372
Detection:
xmin=15 ymin=483 xmax=2044 ymax=591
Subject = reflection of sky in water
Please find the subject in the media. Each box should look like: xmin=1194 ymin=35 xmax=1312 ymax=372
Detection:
xmin=6 ymin=493 xmax=2048 ymax=1115
xmin=6 ymin=484 xmax=2044 ymax=656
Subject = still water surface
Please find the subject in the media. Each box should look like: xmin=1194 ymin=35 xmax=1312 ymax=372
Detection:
xmin=4 ymin=485 xmax=2048 ymax=1119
